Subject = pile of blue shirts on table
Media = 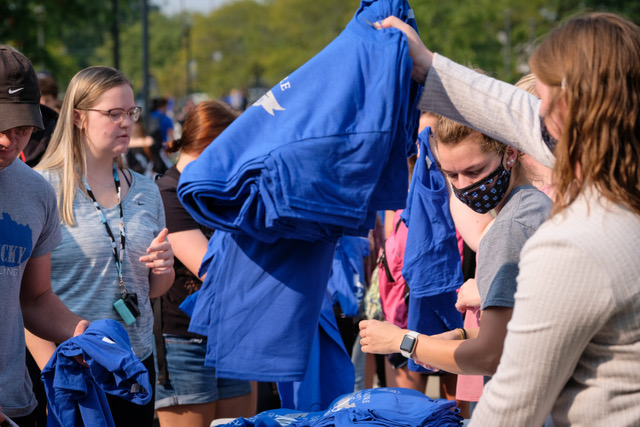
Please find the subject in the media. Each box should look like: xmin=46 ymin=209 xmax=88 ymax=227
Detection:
xmin=177 ymin=0 xmax=422 ymax=383
xmin=218 ymin=388 xmax=462 ymax=426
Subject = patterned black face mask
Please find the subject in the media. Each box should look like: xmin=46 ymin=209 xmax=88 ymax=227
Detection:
xmin=540 ymin=116 xmax=558 ymax=153
xmin=451 ymin=163 xmax=511 ymax=214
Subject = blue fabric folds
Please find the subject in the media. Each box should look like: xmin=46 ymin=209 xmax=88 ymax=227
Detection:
xmin=177 ymin=0 xmax=421 ymax=244
xmin=216 ymin=408 xmax=325 ymax=427
xmin=401 ymin=128 xmax=464 ymax=372
xmin=188 ymin=231 xmax=337 ymax=381
xmin=218 ymin=388 xmax=462 ymax=426
xmin=401 ymin=127 xmax=463 ymax=297
xmin=303 ymin=388 xmax=462 ymax=426
xmin=406 ymin=291 xmax=463 ymax=372
xmin=327 ymin=236 xmax=370 ymax=317
xmin=278 ymin=294 xmax=355 ymax=411
xmin=41 ymin=319 xmax=152 ymax=427
xmin=177 ymin=0 xmax=422 ymax=384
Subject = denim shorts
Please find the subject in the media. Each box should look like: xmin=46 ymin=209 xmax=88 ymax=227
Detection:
xmin=155 ymin=335 xmax=252 ymax=409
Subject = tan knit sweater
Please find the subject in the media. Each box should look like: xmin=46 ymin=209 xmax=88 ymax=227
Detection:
xmin=421 ymin=54 xmax=640 ymax=426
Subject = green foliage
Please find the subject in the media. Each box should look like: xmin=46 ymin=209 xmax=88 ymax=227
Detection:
xmin=3 ymin=0 xmax=640 ymax=99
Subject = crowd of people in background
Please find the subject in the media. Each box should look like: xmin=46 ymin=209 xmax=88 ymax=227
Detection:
xmin=2 ymin=6 xmax=640 ymax=427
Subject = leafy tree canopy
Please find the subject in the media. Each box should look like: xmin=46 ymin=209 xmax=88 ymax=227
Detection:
xmin=2 ymin=0 xmax=639 ymax=101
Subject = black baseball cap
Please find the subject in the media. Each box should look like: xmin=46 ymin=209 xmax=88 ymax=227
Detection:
xmin=0 ymin=45 xmax=44 ymax=132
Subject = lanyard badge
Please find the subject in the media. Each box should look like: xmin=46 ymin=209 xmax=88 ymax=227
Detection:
xmin=84 ymin=165 xmax=139 ymax=325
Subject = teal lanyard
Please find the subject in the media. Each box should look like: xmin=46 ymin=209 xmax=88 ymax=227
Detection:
xmin=82 ymin=164 xmax=127 ymax=296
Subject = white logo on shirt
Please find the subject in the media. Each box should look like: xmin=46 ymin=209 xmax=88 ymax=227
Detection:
xmin=254 ymin=90 xmax=285 ymax=116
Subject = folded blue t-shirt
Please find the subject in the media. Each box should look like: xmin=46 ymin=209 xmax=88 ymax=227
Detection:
xmin=178 ymin=0 xmax=420 ymax=243
xmin=42 ymin=319 xmax=151 ymax=427
xmin=296 ymin=387 xmax=462 ymax=426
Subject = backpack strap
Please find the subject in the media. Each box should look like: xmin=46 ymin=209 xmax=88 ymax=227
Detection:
xmin=377 ymin=247 xmax=395 ymax=284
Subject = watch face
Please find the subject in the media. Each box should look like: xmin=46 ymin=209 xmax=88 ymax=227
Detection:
xmin=400 ymin=334 xmax=416 ymax=353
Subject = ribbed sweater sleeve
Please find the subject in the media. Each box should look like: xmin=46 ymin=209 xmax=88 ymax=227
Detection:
xmin=418 ymin=53 xmax=555 ymax=168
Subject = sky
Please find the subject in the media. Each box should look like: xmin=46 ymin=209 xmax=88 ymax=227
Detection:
xmin=151 ymin=0 xmax=232 ymax=15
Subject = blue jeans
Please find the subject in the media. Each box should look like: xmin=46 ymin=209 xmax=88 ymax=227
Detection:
xmin=155 ymin=335 xmax=252 ymax=409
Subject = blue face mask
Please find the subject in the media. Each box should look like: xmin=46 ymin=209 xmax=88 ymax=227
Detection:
xmin=540 ymin=116 xmax=558 ymax=152
xmin=452 ymin=163 xmax=511 ymax=214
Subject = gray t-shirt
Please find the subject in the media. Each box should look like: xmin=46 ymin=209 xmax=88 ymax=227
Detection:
xmin=39 ymin=169 xmax=165 ymax=360
xmin=0 ymin=160 xmax=62 ymax=418
xmin=477 ymin=185 xmax=551 ymax=310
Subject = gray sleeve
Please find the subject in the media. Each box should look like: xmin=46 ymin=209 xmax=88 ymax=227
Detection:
xmin=31 ymin=175 xmax=62 ymax=258
xmin=418 ymin=54 xmax=555 ymax=168
xmin=476 ymin=220 xmax=526 ymax=310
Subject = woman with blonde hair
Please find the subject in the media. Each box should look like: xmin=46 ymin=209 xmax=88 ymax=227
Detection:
xmin=378 ymin=12 xmax=640 ymax=425
xmin=30 ymin=66 xmax=174 ymax=426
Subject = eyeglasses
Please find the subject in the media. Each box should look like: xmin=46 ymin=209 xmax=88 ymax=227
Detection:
xmin=0 ymin=126 xmax=33 ymax=138
xmin=78 ymin=106 xmax=142 ymax=124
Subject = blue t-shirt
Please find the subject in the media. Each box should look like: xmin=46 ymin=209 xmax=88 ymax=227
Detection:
xmin=42 ymin=320 xmax=152 ymax=427
xmin=401 ymin=127 xmax=463 ymax=297
xmin=0 ymin=160 xmax=61 ymax=418
xmin=178 ymin=0 xmax=421 ymax=243
xmin=326 ymin=236 xmax=370 ymax=317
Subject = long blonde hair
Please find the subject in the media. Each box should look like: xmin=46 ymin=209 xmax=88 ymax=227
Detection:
xmin=529 ymin=13 xmax=640 ymax=215
xmin=36 ymin=66 xmax=132 ymax=226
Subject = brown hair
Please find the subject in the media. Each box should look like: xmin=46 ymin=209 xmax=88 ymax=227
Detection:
xmin=166 ymin=100 xmax=239 ymax=155
xmin=529 ymin=12 xmax=640 ymax=215
xmin=434 ymin=115 xmax=507 ymax=157
xmin=37 ymin=72 xmax=58 ymax=98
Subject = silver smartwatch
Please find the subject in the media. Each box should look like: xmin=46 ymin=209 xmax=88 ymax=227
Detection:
xmin=399 ymin=330 xmax=420 ymax=358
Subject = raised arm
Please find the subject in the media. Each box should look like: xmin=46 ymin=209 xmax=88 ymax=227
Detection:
xmin=380 ymin=16 xmax=554 ymax=168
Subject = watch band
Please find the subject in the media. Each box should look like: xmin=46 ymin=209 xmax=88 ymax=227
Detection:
xmin=399 ymin=330 xmax=420 ymax=358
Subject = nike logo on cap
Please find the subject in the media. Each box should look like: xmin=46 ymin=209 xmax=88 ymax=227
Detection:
xmin=8 ymin=87 xmax=25 ymax=94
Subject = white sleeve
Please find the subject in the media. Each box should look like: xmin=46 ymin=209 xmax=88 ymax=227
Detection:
xmin=469 ymin=232 xmax=613 ymax=426
xmin=419 ymin=54 xmax=555 ymax=168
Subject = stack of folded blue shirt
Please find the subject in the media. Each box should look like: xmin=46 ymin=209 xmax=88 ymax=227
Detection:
xmin=401 ymin=128 xmax=464 ymax=371
xmin=177 ymin=0 xmax=421 ymax=383
xmin=178 ymin=0 xmax=421 ymax=244
xmin=218 ymin=388 xmax=462 ymax=426
xmin=303 ymin=388 xmax=462 ymax=426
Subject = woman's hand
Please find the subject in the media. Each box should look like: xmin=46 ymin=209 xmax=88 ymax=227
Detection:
xmin=359 ymin=319 xmax=405 ymax=355
xmin=377 ymin=16 xmax=434 ymax=82
xmin=140 ymin=228 xmax=174 ymax=274
xmin=456 ymin=278 xmax=481 ymax=313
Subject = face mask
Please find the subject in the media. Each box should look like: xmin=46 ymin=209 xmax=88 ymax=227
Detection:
xmin=540 ymin=116 xmax=558 ymax=153
xmin=452 ymin=163 xmax=511 ymax=214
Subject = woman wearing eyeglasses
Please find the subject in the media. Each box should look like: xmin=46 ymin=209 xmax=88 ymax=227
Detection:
xmin=29 ymin=66 xmax=174 ymax=426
